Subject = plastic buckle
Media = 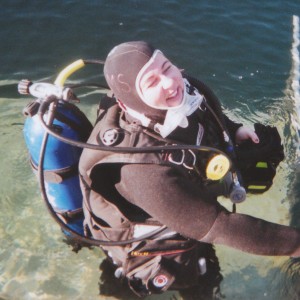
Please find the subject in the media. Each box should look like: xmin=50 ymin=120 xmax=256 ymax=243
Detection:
xmin=168 ymin=149 xmax=196 ymax=170
xmin=183 ymin=150 xmax=196 ymax=170
xmin=168 ymin=150 xmax=185 ymax=165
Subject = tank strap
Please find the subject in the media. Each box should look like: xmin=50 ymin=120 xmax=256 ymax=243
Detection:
xmin=56 ymin=207 xmax=84 ymax=223
xmin=29 ymin=159 xmax=84 ymax=223
xmin=30 ymin=159 xmax=78 ymax=183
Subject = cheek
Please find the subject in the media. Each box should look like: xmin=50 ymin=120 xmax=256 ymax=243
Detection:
xmin=175 ymin=71 xmax=184 ymax=88
xmin=142 ymin=88 xmax=165 ymax=107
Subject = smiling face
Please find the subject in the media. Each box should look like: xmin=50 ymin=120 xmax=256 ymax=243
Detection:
xmin=135 ymin=50 xmax=184 ymax=109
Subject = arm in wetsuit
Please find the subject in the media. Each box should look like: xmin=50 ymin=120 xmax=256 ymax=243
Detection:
xmin=115 ymin=163 xmax=300 ymax=257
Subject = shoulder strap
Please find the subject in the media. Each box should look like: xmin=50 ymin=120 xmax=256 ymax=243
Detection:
xmin=184 ymin=75 xmax=226 ymax=125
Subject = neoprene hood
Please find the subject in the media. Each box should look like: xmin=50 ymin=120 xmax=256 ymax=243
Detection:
xmin=104 ymin=41 xmax=167 ymax=122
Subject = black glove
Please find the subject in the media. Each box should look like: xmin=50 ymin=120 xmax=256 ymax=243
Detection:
xmin=235 ymin=123 xmax=284 ymax=194
xmin=236 ymin=123 xmax=284 ymax=166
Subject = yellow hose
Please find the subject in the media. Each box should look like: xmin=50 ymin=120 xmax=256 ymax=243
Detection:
xmin=54 ymin=59 xmax=85 ymax=87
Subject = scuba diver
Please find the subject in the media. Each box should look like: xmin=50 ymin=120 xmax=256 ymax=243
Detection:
xmin=78 ymin=41 xmax=300 ymax=297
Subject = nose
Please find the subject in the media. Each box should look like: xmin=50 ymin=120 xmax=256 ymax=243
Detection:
xmin=160 ymin=75 xmax=174 ymax=90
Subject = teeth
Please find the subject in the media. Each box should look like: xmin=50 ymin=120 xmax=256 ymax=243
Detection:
xmin=169 ymin=90 xmax=177 ymax=98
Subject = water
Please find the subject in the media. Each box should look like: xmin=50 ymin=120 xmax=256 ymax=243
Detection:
xmin=1 ymin=1 xmax=300 ymax=299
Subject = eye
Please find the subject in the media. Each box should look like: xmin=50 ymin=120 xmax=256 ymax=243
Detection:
xmin=163 ymin=64 xmax=172 ymax=74
xmin=145 ymin=76 xmax=158 ymax=88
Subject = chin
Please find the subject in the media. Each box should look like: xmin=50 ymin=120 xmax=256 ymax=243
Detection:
xmin=167 ymin=92 xmax=183 ymax=107
xmin=167 ymin=99 xmax=183 ymax=108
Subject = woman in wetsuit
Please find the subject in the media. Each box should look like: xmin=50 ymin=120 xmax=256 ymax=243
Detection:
xmin=79 ymin=41 xmax=300 ymax=297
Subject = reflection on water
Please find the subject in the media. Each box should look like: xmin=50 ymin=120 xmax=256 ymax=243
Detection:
xmin=279 ymin=258 xmax=300 ymax=300
xmin=278 ymin=14 xmax=300 ymax=300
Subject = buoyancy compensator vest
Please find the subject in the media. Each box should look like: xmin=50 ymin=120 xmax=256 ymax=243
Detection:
xmin=79 ymin=95 xmax=227 ymax=296
xmin=79 ymin=76 xmax=284 ymax=295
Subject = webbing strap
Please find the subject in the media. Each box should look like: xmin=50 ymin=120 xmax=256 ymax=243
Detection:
xmin=30 ymin=159 xmax=78 ymax=183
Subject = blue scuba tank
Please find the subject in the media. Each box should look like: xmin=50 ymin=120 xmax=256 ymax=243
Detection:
xmin=23 ymin=101 xmax=93 ymax=235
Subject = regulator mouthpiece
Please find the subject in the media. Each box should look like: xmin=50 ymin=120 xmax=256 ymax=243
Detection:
xmin=18 ymin=79 xmax=79 ymax=102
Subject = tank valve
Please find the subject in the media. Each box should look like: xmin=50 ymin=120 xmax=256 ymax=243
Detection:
xmin=18 ymin=80 xmax=79 ymax=102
